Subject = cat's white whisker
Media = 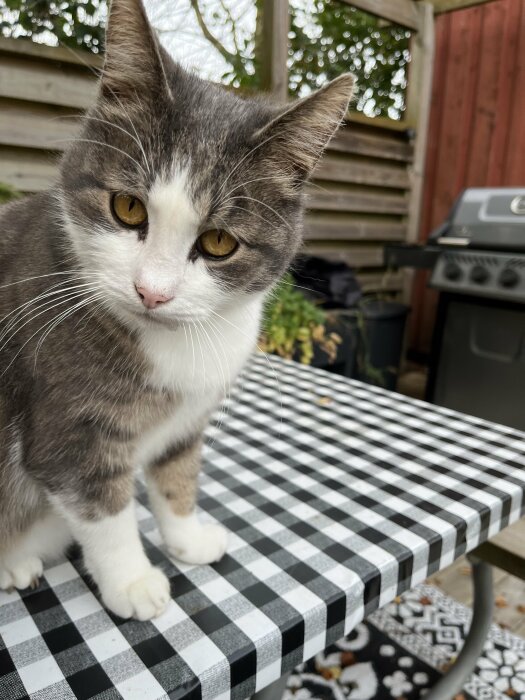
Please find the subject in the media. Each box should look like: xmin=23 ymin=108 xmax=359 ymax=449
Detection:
xmin=0 ymin=287 xmax=103 ymax=352
xmin=209 ymin=308 xmax=284 ymax=433
xmin=33 ymin=293 xmax=106 ymax=368
xmin=0 ymin=281 xmax=104 ymax=339
xmin=1 ymin=291 xmax=103 ymax=377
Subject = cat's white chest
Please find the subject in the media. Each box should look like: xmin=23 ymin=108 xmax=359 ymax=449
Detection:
xmin=138 ymin=297 xmax=263 ymax=395
xmin=135 ymin=297 xmax=263 ymax=467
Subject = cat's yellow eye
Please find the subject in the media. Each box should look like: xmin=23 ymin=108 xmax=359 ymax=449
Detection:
xmin=197 ymin=230 xmax=238 ymax=259
xmin=112 ymin=193 xmax=148 ymax=227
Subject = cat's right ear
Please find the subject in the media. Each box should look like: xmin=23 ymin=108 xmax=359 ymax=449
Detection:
xmin=101 ymin=0 xmax=171 ymax=101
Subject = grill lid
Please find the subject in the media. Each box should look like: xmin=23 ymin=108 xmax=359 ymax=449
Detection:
xmin=430 ymin=188 xmax=525 ymax=252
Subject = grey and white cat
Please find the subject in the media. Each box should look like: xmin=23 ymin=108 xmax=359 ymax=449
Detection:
xmin=0 ymin=0 xmax=354 ymax=619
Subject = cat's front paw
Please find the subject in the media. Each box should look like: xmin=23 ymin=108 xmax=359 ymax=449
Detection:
xmin=101 ymin=567 xmax=171 ymax=621
xmin=0 ymin=556 xmax=43 ymax=591
xmin=167 ymin=521 xmax=228 ymax=565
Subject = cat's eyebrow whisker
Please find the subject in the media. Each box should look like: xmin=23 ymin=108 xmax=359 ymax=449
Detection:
xmin=213 ymin=130 xmax=285 ymax=208
xmin=111 ymin=90 xmax=154 ymax=178
xmin=51 ymin=138 xmax=148 ymax=180
xmin=227 ymin=195 xmax=295 ymax=233
xmin=55 ymin=114 xmax=150 ymax=172
xmin=216 ymin=203 xmax=277 ymax=231
xmin=219 ymin=174 xmax=290 ymax=203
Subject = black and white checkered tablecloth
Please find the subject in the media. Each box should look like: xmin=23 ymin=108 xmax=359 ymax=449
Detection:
xmin=1 ymin=355 xmax=524 ymax=700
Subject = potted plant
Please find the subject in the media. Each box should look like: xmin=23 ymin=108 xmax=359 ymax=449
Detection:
xmin=259 ymin=273 xmax=358 ymax=375
xmin=0 ymin=183 xmax=21 ymax=205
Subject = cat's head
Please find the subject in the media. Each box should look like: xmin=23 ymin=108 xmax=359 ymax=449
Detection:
xmin=59 ymin=0 xmax=354 ymax=330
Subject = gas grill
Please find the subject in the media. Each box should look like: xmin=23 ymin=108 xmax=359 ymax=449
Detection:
xmin=386 ymin=187 xmax=525 ymax=431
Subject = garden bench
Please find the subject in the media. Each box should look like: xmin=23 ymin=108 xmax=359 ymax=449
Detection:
xmin=1 ymin=354 xmax=524 ymax=700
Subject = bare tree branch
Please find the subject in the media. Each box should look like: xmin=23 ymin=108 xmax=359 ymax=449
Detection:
xmin=189 ymin=0 xmax=236 ymax=65
xmin=218 ymin=0 xmax=240 ymax=56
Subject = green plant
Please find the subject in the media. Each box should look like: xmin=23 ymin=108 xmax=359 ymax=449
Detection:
xmin=0 ymin=182 xmax=21 ymax=205
xmin=260 ymin=273 xmax=341 ymax=365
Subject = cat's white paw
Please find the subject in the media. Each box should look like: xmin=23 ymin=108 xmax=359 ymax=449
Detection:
xmin=101 ymin=567 xmax=171 ymax=621
xmin=0 ymin=556 xmax=43 ymax=590
xmin=167 ymin=522 xmax=229 ymax=565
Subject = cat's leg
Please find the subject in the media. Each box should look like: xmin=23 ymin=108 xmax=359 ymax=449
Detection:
xmin=25 ymin=421 xmax=170 ymax=621
xmin=146 ymin=438 xmax=228 ymax=565
xmin=54 ymin=494 xmax=171 ymax=621
xmin=0 ymin=510 xmax=73 ymax=590
xmin=0 ymin=397 xmax=68 ymax=590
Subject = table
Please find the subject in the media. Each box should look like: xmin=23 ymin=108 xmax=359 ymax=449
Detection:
xmin=1 ymin=355 xmax=524 ymax=700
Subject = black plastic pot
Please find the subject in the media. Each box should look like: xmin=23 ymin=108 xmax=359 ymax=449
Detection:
xmin=356 ymin=301 xmax=410 ymax=390
xmin=309 ymin=311 xmax=359 ymax=378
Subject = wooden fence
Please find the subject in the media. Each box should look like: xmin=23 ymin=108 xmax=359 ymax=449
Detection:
xmin=0 ymin=0 xmax=431 ymax=296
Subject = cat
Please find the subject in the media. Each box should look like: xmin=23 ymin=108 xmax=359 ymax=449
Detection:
xmin=0 ymin=0 xmax=354 ymax=620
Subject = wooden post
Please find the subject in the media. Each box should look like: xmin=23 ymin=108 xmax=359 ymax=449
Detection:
xmin=402 ymin=2 xmax=435 ymax=318
xmin=259 ymin=0 xmax=289 ymax=101
xmin=406 ymin=2 xmax=435 ymax=243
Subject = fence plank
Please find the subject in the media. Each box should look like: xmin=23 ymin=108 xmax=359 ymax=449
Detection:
xmin=304 ymin=214 xmax=407 ymax=241
xmin=330 ymin=127 xmax=414 ymax=162
xmin=0 ymin=100 xmax=80 ymax=150
xmin=314 ymin=155 xmax=410 ymax=189
xmin=0 ymin=36 xmax=102 ymax=68
xmin=0 ymin=148 xmax=58 ymax=191
xmin=0 ymin=56 xmax=97 ymax=109
xmin=305 ymin=185 xmax=409 ymax=214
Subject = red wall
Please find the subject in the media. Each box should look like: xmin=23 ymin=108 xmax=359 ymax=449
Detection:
xmin=409 ymin=0 xmax=525 ymax=356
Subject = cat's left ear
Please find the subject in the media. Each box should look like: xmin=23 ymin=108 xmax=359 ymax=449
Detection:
xmin=254 ymin=73 xmax=355 ymax=185
xmin=101 ymin=0 xmax=171 ymax=100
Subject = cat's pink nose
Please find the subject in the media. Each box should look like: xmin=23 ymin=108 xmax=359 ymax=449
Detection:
xmin=135 ymin=285 xmax=173 ymax=310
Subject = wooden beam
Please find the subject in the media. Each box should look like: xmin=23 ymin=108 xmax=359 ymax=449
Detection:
xmin=0 ymin=36 xmax=102 ymax=69
xmin=405 ymin=2 xmax=435 ymax=239
xmin=304 ymin=214 xmax=407 ymax=241
xmin=339 ymin=0 xmax=420 ymax=30
xmin=314 ymin=154 xmax=410 ymax=189
xmin=420 ymin=0 xmax=495 ymax=14
xmin=0 ymin=56 xmax=98 ymax=109
xmin=305 ymin=186 xmax=409 ymax=215
xmin=0 ymin=147 xmax=59 ymax=191
xmin=0 ymin=100 xmax=81 ymax=151
xmin=260 ymin=0 xmax=289 ymax=101
xmin=330 ymin=126 xmax=414 ymax=162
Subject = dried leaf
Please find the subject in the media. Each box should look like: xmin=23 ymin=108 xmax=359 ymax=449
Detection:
xmin=394 ymin=596 xmax=402 ymax=604
xmin=495 ymin=595 xmax=508 ymax=608
xmin=459 ymin=566 xmax=472 ymax=576
xmin=341 ymin=651 xmax=356 ymax=667
xmin=331 ymin=667 xmax=341 ymax=680
xmin=517 ymin=604 xmax=525 ymax=614
xmin=419 ymin=596 xmax=432 ymax=606
xmin=320 ymin=669 xmax=333 ymax=680
xmin=317 ymin=396 xmax=333 ymax=406
xmin=504 ymin=689 xmax=517 ymax=697
xmin=454 ymin=694 xmax=466 ymax=700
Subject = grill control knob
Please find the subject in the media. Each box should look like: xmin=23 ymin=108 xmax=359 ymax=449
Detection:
xmin=470 ymin=265 xmax=489 ymax=284
xmin=499 ymin=267 xmax=520 ymax=288
xmin=444 ymin=261 xmax=462 ymax=281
